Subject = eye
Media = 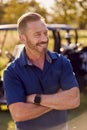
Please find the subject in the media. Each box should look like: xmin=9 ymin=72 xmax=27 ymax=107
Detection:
xmin=35 ymin=33 xmax=41 ymax=37
xmin=44 ymin=31 xmax=48 ymax=36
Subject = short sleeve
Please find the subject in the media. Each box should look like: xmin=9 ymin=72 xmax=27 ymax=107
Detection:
xmin=60 ymin=56 xmax=79 ymax=90
xmin=3 ymin=67 xmax=26 ymax=105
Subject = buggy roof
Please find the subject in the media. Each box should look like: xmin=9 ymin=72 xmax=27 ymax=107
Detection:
xmin=0 ymin=24 xmax=77 ymax=31
xmin=47 ymin=24 xmax=77 ymax=31
xmin=0 ymin=24 xmax=17 ymax=30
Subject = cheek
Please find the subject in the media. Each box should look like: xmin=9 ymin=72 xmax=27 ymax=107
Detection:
xmin=33 ymin=38 xmax=40 ymax=44
xmin=26 ymin=35 xmax=40 ymax=45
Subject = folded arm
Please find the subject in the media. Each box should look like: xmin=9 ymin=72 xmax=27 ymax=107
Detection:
xmin=9 ymin=87 xmax=80 ymax=122
xmin=27 ymin=87 xmax=80 ymax=110
xmin=9 ymin=102 xmax=52 ymax=122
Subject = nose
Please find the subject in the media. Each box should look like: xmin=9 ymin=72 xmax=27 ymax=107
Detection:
xmin=40 ymin=34 xmax=48 ymax=42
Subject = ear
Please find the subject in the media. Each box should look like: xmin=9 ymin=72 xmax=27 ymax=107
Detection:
xmin=19 ymin=34 xmax=26 ymax=43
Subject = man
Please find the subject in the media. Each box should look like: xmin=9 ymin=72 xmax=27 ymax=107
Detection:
xmin=3 ymin=12 xmax=80 ymax=130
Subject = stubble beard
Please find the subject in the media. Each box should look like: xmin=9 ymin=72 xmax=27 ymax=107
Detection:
xmin=26 ymin=40 xmax=48 ymax=56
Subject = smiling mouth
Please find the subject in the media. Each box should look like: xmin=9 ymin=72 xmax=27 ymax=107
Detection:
xmin=39 ymin=43 xmax=48 ymax=47
xmin=37 ymin=42 xmax=48 ymax=46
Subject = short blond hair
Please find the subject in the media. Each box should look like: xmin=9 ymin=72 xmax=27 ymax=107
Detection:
xmin=17 ymin=12 xmax=45 ymax=34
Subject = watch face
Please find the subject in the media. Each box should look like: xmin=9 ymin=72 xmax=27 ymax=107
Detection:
xmin=34 ymin=95 xmax=41 ymax=104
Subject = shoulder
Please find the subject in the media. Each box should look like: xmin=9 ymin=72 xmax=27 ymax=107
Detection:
xmin=4 ymin=58 xmax=21 ymax=76
xmin=48 ymin=50 xmax=69 ymax=63
xmin=5 ymin=48 xmax=26 ymax=72
xmin=48 ymin=51 xmax=72 ymax=71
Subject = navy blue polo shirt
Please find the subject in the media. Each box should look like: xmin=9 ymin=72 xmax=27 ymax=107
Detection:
xmin=3 ymin=48 xmax=78 ymax=130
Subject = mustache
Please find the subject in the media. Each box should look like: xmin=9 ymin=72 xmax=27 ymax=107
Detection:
xmin=36 ymin=41 xmax=48 ymax=46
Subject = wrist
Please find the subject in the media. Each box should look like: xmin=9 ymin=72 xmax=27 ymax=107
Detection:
xmin=34 ymin=94 xmax=41 ymax=105
xmin=27 ymin=94 xmax=36 ymax=103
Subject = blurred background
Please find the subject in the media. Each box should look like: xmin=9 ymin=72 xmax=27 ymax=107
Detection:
xmin=0 ymin=0 xmax=87 ymax=130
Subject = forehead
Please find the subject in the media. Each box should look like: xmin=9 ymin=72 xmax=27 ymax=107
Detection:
xmin=26 ymin=20 xmax=48 ymax=32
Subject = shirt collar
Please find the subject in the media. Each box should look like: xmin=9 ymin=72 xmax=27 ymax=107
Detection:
xmin=20 ymin=48 xmax=58 ymax=66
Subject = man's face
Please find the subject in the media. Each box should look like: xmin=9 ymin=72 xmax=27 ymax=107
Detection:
xmin=21 ymin=20 xmax=49 ymax=55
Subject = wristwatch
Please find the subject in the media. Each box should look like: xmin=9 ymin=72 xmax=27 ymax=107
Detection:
xmin=34 ymin=94 xmax=41 ymax=104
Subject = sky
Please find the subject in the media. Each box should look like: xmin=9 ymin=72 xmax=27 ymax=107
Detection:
xmin=36 ymin=0 xmax=54 ymax=10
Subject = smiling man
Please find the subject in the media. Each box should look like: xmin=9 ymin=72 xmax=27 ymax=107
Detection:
xmin=3 ymin=12 xmax=80 ymax=130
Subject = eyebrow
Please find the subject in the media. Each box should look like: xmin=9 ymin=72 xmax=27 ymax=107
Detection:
xmin=34 ymin=29 xmax=48 ymax=34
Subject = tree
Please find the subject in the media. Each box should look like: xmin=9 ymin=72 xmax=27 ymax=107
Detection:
xmin=50 ymin=0 xmax=77 ymax=24
xmin=50 ymin=0 xmax=87 ymax=28
xmin=0 ymin=2 xmax=5 ymax=24
xmin=1 ymin=0 xmax=48 ymax=24
xmin=77 ymin=0 xmax=87 ymax=28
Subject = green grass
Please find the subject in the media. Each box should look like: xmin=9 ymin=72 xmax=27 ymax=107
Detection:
xmin=68 ymin=93 xmax=87 ymax=119
xmin=68 ymin=93 xmax=87 ymax=130
xmin=0 ymin=110 xmax=15 ymax=130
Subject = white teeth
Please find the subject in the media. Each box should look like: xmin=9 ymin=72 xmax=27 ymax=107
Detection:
xmin=40 ymin=44 xmax=47 ymax=47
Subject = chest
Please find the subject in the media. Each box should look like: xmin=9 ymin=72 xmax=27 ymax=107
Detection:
xmin=17 ymin=62 xmax=62 ymax=95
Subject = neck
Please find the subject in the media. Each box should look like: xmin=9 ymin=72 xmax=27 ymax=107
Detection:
xmin=25 ymin=48 xmax=46 ymax=70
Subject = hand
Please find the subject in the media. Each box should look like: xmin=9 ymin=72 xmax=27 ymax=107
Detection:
xmin=26 ymin=94 xmax=36 ymax=103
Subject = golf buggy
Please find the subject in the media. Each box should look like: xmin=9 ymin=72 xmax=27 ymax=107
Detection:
xmin=0 ymin=24 xmax=17 ymax=106
xmin=0 ymin=24 xmax=87 ymax=106
xmin=47 ymin=24 xmax=87 ymax=92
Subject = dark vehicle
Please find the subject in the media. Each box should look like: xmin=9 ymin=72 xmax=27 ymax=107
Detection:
xmin=0 ymin=24 xmax=87 ymax=105
xmin=47 ymin=24 xmax=87 ymax=92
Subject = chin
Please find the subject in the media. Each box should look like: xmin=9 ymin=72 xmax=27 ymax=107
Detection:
xmin=39 ymin=48 xmax=47 ymax=54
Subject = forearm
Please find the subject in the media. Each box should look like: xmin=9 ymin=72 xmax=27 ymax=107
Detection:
xmin=28 ymin=87 xmax=80 ymax=110
xmin=41 ymin=87 xmax=80 ymax=110
xmin=9 ymin=102 xmax=51 ymax=122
